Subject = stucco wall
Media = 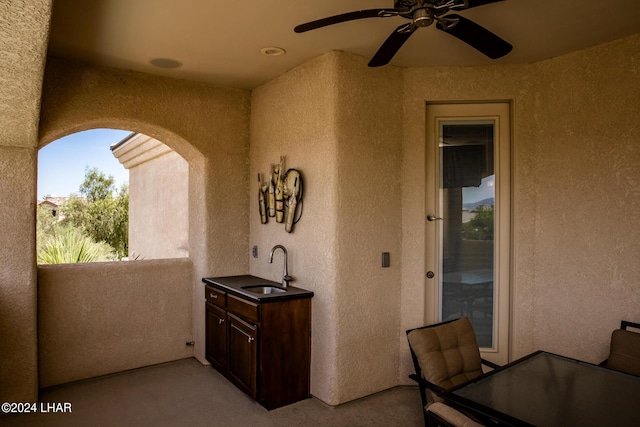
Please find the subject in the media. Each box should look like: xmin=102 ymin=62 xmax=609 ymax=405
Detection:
xmin=332 ymin=53 xmax=403 ymax=402
xmin=38 ymin=259 xmax=193 ymax=387
xmin=250 ymin=53 xmax=341 ymax=404
xmin=0 ymin=0 xmax=51 ymax=147
xmin=250 ymin=52 xmax=403 ymax=405
xmin=113 ymin=133 xmax=190 ymax=260
xmin=128 ymin=150 xmax=189 ymax=259
xmin=0 ymin=148 xmax=39 ymax=400
xmin=525 ymin=35 xmax=640 ymax=359
xmin=0 ymin=0 xmax=52 ymax=402
xmin=400 ymin=34 xmax=640 ymax=381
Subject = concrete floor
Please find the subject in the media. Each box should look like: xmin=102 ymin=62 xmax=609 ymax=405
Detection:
xmin=2 ymin=358 xmax=424 ymax=427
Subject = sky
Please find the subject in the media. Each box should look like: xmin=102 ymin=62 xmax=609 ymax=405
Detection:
xmin=38 ymin=128 xmax=133 ymax=200
xmin=463 ymin=175 xmax=495 ymax=204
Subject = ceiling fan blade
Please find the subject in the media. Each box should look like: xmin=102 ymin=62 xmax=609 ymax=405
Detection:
xmin=437 ymin=14 xmax=512 ymax=59
xmin=294 ymin=9 xmax=394 ymax=33
xmin=368 ymin=24 xmax=417 ymax=67
xmin=466 ymin=0 xmax=505 ymax=8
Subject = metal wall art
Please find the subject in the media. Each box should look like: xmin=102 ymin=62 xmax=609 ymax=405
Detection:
xmin=258 ymin=156 xmax=303 ymax=233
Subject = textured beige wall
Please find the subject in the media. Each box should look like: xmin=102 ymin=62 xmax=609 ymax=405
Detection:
xmin=0 ymin=0 xmax=51 ymax=148
xmin=113 ymin=134 xmax=190 ymax=259
xmin=38 ymin=259 xmax=193 ymax=387
xmin=0 ymin=148 xmax=39 ymax=400
xmin=38 ymin=58 xmax=251 ymax=374
xmin=0 ymin=0 xmax=52 ymax=402
xmin=332 ymin=53 xmax=404 ymax=402
xmin=128 ymin=151 xmax=189 ymax=259
xmin=251 ymin=37 xmax=640 ymax=403
xmin=400 ymin=34 xmax=640 ymax=382
xmin=250 ymin=53 xmax=341 ymax=404
xmin=250 ymin=52 xmax=403 ymax=405
xmin=525 ymin=35 xmax=640 ymax=360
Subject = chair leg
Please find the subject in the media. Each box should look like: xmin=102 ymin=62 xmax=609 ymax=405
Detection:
xmin=425 ymin=409 xmax=437 ymax=427
xmin=426 ymin=409 xmax=455 ymax=427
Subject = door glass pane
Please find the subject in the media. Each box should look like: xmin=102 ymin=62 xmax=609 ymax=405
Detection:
xmin=439 ymin=121 xmax=494 ymax=348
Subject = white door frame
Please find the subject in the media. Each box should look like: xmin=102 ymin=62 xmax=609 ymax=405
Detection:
xmin=424 ymin=101 xmax=512 ymax=365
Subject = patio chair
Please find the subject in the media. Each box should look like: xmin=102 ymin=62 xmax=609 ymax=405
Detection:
xmin=407 ymin=317 xmax=500 ymax=426
xmin=602 ymin=320 xmax=640 ymax=376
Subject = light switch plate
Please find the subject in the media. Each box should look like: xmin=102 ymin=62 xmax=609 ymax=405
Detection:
xmin=382 ymin=252 xmax=390 ymax=268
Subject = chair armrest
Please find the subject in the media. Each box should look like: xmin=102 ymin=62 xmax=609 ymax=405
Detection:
xmin=409 ymin=373 xmax=446 ymax=395
xmin=427 ymin=402 xmax=484 ymax=427
xmin=480 ymin=358 xmax=501 ymax=370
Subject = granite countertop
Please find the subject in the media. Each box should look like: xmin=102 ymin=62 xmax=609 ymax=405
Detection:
xmin=202 ymin=275 xmax=314 ymax=302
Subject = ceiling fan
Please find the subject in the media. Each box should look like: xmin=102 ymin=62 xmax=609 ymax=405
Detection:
xmin=294 ymin=0 xmax=512 ymax=67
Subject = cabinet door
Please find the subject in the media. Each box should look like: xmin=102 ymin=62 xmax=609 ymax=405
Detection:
xmin=227 ymin=313 xmax=257 ymax=399
xmin=205 ymin=302 xmax=227 ymax=373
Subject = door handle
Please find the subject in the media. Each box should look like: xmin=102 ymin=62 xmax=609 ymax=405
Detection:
xmin=427 ymin=214 xmax=443 ymax=221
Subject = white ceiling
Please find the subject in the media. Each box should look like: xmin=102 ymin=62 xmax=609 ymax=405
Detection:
xmin=47 ymin=0 xmax=640 ymax=90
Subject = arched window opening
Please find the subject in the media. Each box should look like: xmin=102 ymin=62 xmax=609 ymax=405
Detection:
xmin=37 ymin=129 xmax=189 ymax=264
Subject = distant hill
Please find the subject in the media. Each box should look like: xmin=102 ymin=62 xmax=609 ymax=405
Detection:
xmin=463 ymin=197 xmax=494 ymax=211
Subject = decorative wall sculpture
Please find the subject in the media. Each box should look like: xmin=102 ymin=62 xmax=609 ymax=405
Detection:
xmin=258 ymin=156 xmax=303 ymax=233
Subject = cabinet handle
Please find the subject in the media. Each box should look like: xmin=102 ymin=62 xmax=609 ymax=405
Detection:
xmin=218 ymin=319 xmax=224 ymax=325
xmin=210 ymin=293 xmax=218 ymax=299
xmin=248 ymin=337 xmax=255 ymax=344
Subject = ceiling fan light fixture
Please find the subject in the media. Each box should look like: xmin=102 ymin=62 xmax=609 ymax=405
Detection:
xmin=413 ymin=7 xmax=434 ymax=27
xmin=150 ymin=58 xmax=183 ymax=69
xmin=261 ymin=47 xmax=286 ymax=56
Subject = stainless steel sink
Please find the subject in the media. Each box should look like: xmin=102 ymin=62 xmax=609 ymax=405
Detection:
xmin=242 ymin=285 xmax=287 ymax=294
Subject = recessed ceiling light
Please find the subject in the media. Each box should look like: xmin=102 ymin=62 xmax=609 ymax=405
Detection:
xmin=150 ymin=58 xmax=183 ymax=69
xmin=261 ymin=47 xmax=286 ymax=57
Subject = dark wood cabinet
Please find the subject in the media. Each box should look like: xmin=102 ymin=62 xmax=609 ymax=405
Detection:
xmin=226 ymin=313 xmax=257 ymax=397
xmin=205 ymin=302 xmax=226 ymax=372
xmin=204 ymin=282 xmax=312 ymax=409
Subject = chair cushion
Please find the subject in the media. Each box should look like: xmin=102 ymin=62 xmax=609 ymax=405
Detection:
xmin=607 ymin=329 xmax=640 ymax=376
xmin=408 ymin=317 xmax=483 ymax=390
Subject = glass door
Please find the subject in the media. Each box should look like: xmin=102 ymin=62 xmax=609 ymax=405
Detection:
xmin=425 ymin=102 xmax=511 ymax=364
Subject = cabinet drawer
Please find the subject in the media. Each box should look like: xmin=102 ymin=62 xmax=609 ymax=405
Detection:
xmin=228 ymin=294 xmax=260 ymax=324
xmin=205 ymin=286 xmax=226 ymax=308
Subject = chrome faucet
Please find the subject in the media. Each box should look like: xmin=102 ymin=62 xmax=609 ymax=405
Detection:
xmin=269 ymin=245 xmax=293 ymax=287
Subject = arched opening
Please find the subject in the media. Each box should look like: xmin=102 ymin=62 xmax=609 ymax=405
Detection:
xmin=37 ymin=122 xmax=207 ymax=387
xmin=38 ymin=128 xmax=191 ymax=263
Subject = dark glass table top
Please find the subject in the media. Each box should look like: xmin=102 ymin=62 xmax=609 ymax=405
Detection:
xmin=442 ymin=351 xmax=640 ymax=427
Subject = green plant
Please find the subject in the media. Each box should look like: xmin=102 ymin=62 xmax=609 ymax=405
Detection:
xmin=37 ymin=226 xmax=116 ymax=264
xmin=461 ymin=204 xmax=494 ymax=241
xmin=36 ymin=167 xmax=129 ymax=263
xmin=60 ymin=168 xmax=129 ymax=259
